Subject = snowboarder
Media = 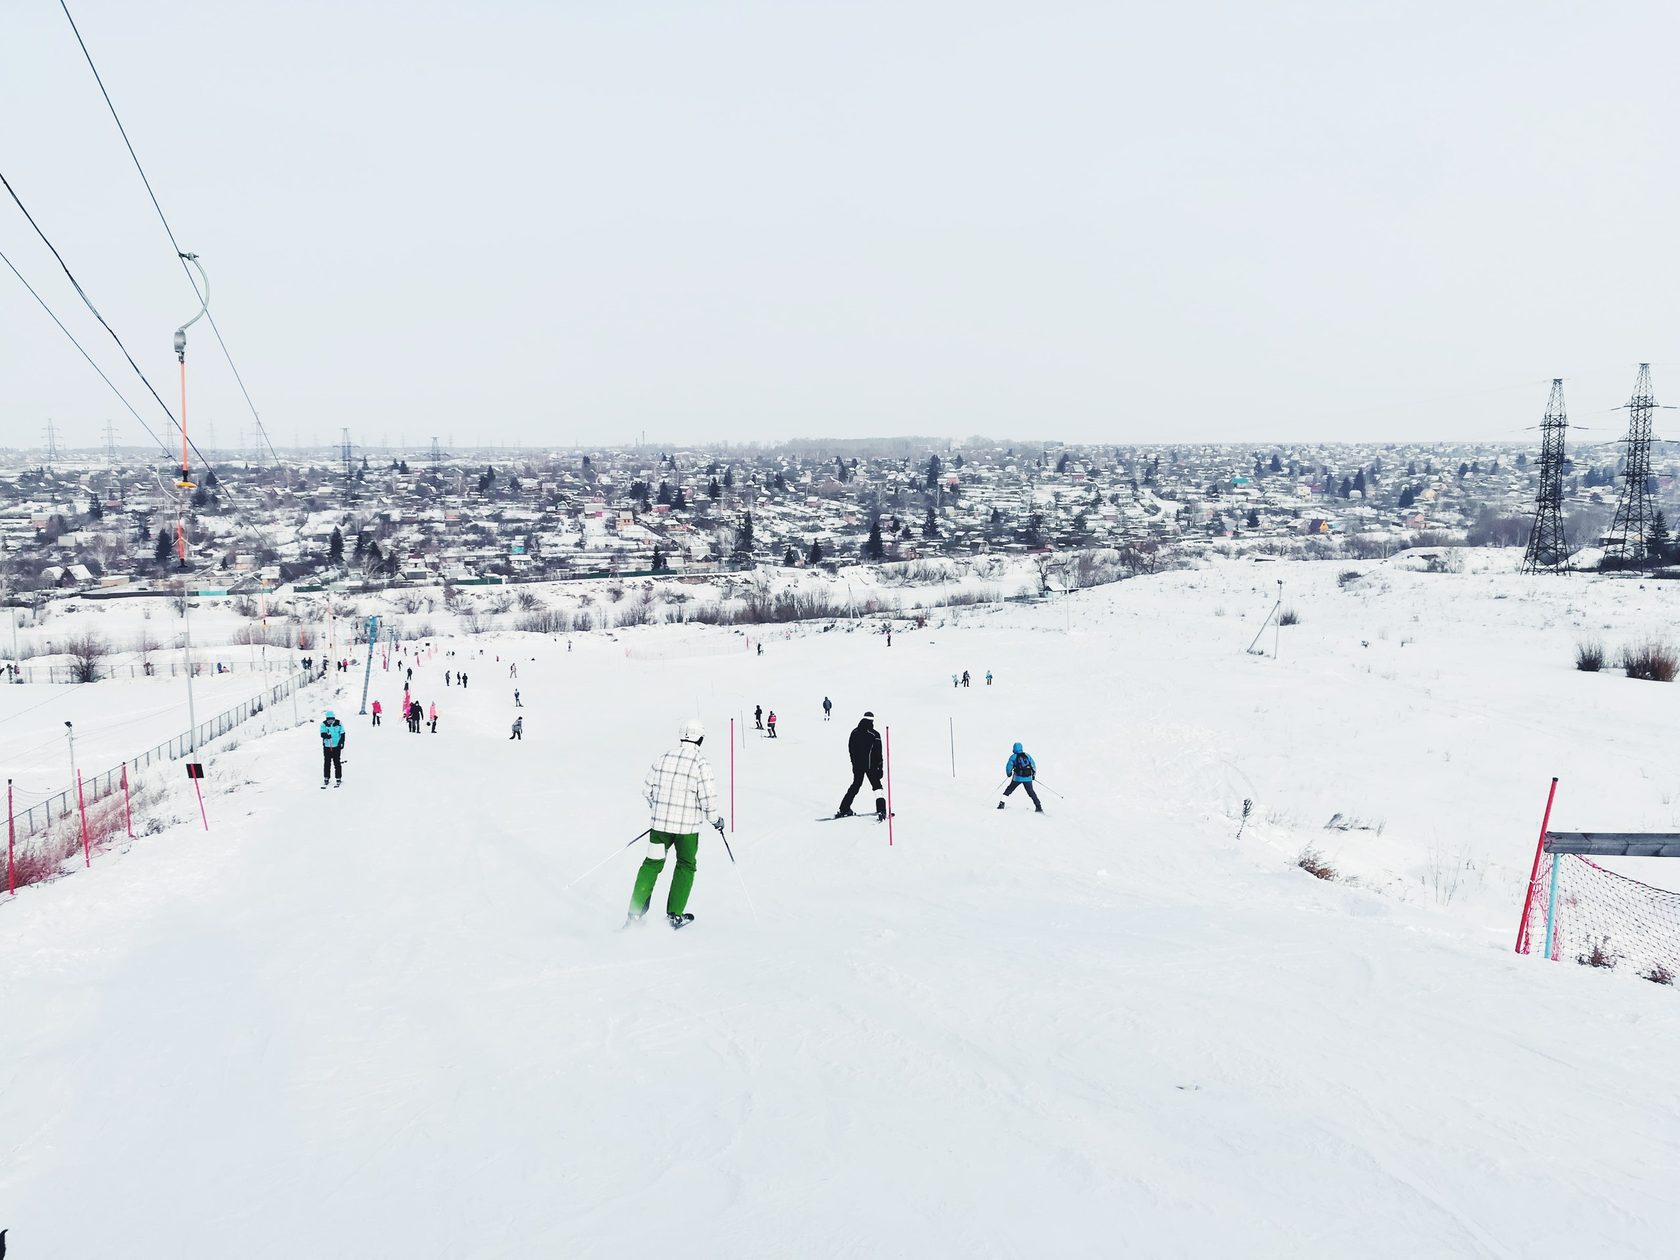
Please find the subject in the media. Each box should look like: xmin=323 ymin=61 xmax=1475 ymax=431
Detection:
xmin=510 ymin=716 xmax=523 ymax=740
xmin=428 ymin=701 xmax=438 ymax=734
xmin=755 ymin=704 xmax=763 ymax=731
xmin=628 ymin=719 xmax=723 ymax=929
xmin=371 ymin=699 xmax=382 ymax=726
xmin=836 ymin=711 xmax=886 ymax=820
xmin=320 ymin=709 xmax=346 ymax=788
xmin=998 ymin=742 xmax=1042 ymax=812
xmin=766 ymin=710 xmax=777 ymax=738
xmin=822 ymin=696 xmax=832 ymax=721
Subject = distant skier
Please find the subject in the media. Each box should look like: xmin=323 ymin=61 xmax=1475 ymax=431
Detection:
xmin=985 ymin=670 xmax=993 ymax=686
xmin=445 ymin=671 xmax=451 ymax=687
xmin=998 ymin=743 xmax=1042 ymax=813
xmin=766 ymin=710 xmax=777 ymax=738
xmin=510 ymin=662 xmax=517 ymax=678
xmin=409 ymin=700 xmax=424 ymax=733
xmin=462 ymin=672 xmax=469 ymax=689
xmin=755 ymin=704 xmax=763 ymax=731
xmin=371 ymin=698 xmax=382 ymax=726
xmin=514 ymin=689 xmax=522 ymax=707
xmin=510 ymin=716 xmax=523 ymax=741
xmin=428 ymin=701 xmax=438 ymax=734
xmin=951 ymin=674 xmax=959 ymax=688
xmin=822 ymin=696 xmax=832 ymax=721
xmin=962 ymin=670 xmax=971 ymax=688
xmin=627 ymin=719 xmax=723 ymax=930
xmin=836 ymin=711 xmax=886 ymax=820
xmin=320 ymin=709 xmax=346 ymax=788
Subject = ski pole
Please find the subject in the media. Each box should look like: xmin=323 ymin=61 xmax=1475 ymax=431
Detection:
xmin=714 ymin=818 xmax=735 ymax=864
xmin=567 ymin=828 xmax=651 ymax=888
xmin=1034 ymin=780 xmax=1065 ymax=799
xmin=716 ymin=820 xmax=758 ymax=921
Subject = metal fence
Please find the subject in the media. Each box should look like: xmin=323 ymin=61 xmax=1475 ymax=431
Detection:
xmin=8 ymin=669 xmax=315 ymax=837
xmin=5 ymin=658 xmax=295 ymax=685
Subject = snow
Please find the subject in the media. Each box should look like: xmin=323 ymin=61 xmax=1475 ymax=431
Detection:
xmin=4 ymin=554 xmax=1680 ymax=1256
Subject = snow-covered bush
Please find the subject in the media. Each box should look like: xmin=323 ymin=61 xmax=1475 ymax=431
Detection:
xmin=1621 ymin=641 xmax=1678 ymax=682
xmin=1575 ymin=640 xmax=1606 ymax=672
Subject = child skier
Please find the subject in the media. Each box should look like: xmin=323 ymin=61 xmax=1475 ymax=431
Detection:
xmin=998 ymin=742 xmax=1042 ymax=812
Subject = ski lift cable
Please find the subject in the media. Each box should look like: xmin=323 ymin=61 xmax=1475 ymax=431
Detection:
xmin=57 ymin=0 xmax=282 ymax=466
xmin=0 ymin=243 xmax=171 ymax=459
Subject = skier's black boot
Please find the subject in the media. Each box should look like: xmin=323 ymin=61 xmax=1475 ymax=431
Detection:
xmin=876 ymin=800 xmax=888 ymax=822
xmin=668 ymin=912 xmax=694 ymax=930
xmin=997 ymin=801 xmax=1005 ymax=810
xmin=834 ymin=807 xmax=855 ymax=818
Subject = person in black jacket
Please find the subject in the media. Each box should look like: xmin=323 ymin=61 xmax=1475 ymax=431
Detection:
xmin=835 ymin=711 xmax=886 ymax=819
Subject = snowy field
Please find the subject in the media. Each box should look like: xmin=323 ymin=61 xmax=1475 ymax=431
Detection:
xmin=3 ymin=553 xmax=1680 ymax=1257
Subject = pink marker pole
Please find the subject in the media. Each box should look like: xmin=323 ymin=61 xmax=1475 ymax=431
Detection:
xmin=7 ymin=778 xmax=14 ymax=895
xmin=729 ymin=717 xmax=736 ymax=833
xmin=121 ymin=764 xmax=133 ymax=838
xmin=77 ymin=770 xmax=91 ymax=868
xmin=1515 ymin=777 xmax=1559 ymax=954
xmin=194 ymin=775 xmax=209 ymax=831
xmin=885 ymin=726 xmax=895 ymax=847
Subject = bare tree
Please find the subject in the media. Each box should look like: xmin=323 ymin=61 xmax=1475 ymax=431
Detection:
xmin=65 ymin=632 xmax=109 ymax=683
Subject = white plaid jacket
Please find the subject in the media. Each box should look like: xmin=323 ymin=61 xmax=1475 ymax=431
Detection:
xmin=644 ymin=742 xmax=720 ymax=834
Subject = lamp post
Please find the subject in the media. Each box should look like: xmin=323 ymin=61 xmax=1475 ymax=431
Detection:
xmin=64 ymin=719 xmax=77 ymax=788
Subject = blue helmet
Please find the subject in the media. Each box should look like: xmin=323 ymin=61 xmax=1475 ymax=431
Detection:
xmin=325 ymin=710 xmax=335 ymax=719
xmin=1013 ymin=741 xmax=1023 ymax=753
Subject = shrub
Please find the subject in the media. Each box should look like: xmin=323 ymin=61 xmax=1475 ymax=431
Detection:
xmin=1278 ymin=608 xmax=1301 ymax=626
xmin=64 ymin=632 xmax=109 ymax=683
xmin=1577 ymin=936 xmax=1619 ymax=969
xmin=1641 ymin=962 xmax=1675 ymax=986
xmin=1621 ymin=641 xmax=1678 ymax=682
xmin=1337 ymin=569 xmax=1362 ymax=589
xmin=1575 ymin=640 xmax=1606 ymax=672
xmin=1297 ymin=846 xmax=1338 ymax=881
xmin=516 ymin=609 xmax=571 ymax=634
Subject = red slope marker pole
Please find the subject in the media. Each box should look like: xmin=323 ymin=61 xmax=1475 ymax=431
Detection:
xmin=7 ymin=778 xmax=14 ymax=895
xmin=1515 ymin=776 xmax=1559 ymax=954
xmin=885 ymin=726 xmax=895 ymax=848
xmin=77 ymin=770 xmax=91 ymax=868
xmin=121 ymin=764 xmax=133 ymax=838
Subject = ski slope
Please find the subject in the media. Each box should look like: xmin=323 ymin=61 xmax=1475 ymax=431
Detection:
xmin=3 ymin=557 xmax=1680 ymax=1258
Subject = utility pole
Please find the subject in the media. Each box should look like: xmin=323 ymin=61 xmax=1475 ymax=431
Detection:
xmin=1605 ymin=363 xmax=1660 ymax=568
xmin=341 ymin=428 xmax=354 ymax=483
xmin=1522 ymin=378 xmax=1571 ymax=574
xmin=65 ymin=720 xmax=77 ymax=788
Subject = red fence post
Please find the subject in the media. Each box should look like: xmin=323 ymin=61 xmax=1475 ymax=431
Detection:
xmin=7 ymin=778 xmax=14 ymax=896
xmin=194 ymin=774 xmax=209 ymax=831
xmin=121 ymin=764 xmax=133 ymax=838
xmin=729 ymin=717 xmax=736 ymax=833
xmin=1515 ymin=776 xmax=1560 ymax=954
xmin=885 ymin=726 xmax=895 ymax=848
xmin=77 ymin=770 xmax=91 ymax=868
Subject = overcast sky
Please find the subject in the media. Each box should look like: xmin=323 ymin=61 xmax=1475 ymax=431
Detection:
xmin=2 ymin=1 xmax=1677 ymax=455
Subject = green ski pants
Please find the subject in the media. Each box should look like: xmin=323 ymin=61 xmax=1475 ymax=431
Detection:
xmin=629 ymin=829 xmax=699 ymax=917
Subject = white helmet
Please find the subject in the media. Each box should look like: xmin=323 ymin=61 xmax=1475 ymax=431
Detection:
xmin=679 ymin=718 xmax=705 ymax=744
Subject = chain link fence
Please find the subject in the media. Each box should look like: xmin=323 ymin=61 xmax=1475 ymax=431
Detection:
xmin=8 ymin=669 xmax=315 ymax=837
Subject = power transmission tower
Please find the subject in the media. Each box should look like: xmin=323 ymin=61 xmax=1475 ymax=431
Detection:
xmin=104 ymin=420 xmax=118 ymax=467
xmin=430 ymin=436 xmax=441 ymax=467
xmin=43 ymin=418 xmax=59 ymax=468
xmin=1522 ymin=379 xmax=1571 ymax=573
xmin=1605 ymin=363 xmax=1660 ymax=567
xmin=340 ymin=428 xmax=354 ymax=483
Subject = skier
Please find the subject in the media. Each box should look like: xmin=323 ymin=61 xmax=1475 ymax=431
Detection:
xmin=951 ymin=674 xmax=959 ymax=688
xmin=446 ymin=671 xmax=451 ymax=687
xmin=428 ymin=701 xmax=438 ymax=734
xmin=986 ymin=670 xmax=993 ymax=686
xmin=627 ymin=719 xmax=723 ymax=929
xmin=962 ymin=669 xmax=971 ymax=688
xmin=835 ymin=711 xmax=887 ymax=820
xmin=320 ymin=709 xmax=346 ymax=788
xmin=510 ymin=716 xmax=524 ymax=741
xmin=766 ymin=710 xmax=778 ymax=739
xmin=510 ymin=662 xmax=517 ymax=678
xmin=462 ymin=672 xmax=469 ymax=689
xmin=410 ymin=700 xmax=424 ymax=733
xmin=755 ymin=704 xmax=763 ymax=731
xmin=371 ymin=698 xmax=382 ymax=726
xmin=514 ymin=689 xmax=522 ymax=707
xmin=998 ymin=742 xmax=1042 ymax=812
xmin=822 ymin=696 xmax=832 ymax=721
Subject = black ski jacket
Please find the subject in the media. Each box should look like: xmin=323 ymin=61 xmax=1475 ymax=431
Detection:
xmin=848 ymin=721 xmax=883 ymax=777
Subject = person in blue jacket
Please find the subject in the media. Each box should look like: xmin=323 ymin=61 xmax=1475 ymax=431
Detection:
xmin=998 ymin=742 xmax=1041 ymax=812
xmin=320 ymin=709 xmax=347 ymax=788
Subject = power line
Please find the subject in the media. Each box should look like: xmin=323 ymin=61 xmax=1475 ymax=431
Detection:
xmin=0 ymin=242 xmax=172 ymax=458
xmin=57 ymin=0 xmax=281 ymax=465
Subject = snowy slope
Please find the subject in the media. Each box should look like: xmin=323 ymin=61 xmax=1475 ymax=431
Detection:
xmin=3 ymin=558 xmax=1680 ymax=1258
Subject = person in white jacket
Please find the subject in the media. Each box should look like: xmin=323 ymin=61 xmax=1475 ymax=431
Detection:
xmin=627 ymin=719 xmax=723 ymax=929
